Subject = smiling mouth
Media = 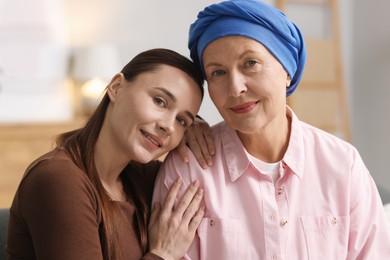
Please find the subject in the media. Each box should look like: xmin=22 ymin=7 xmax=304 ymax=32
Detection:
xmin=141 ymin=130 xmax=161 ymax=147
xmin=231 ymin=101 xmax=260 ymax=113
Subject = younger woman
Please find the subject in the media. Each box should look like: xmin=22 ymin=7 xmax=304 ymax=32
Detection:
xmin=7 ymin=48 xmax=211 ymax=260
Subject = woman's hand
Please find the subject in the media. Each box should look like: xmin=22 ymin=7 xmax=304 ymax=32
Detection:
xmin=148 ymin=179 xmax=205 ymax=260
xmin=177 ymin=116 xmax=215 ymax=169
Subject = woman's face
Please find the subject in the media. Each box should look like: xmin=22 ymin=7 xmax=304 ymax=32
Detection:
xmin=107 ymin=65 xmax=202 ymax=163
xmin=202 ymin=36 xmax=291 ymax=134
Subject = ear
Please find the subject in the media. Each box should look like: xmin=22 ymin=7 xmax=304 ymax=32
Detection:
xmin=107 ymin=73 xmax=124 ymax=102
xmin=286 ymin=74 xmax=292 ymax=88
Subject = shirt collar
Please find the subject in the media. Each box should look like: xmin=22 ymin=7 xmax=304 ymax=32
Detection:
xmin=219 ymin=106 xmax=305 ymax=182
xmin=219 ymin=122 xmax=251 ymax=182
xmin=282 ymin=106 xmax=305 ymax=179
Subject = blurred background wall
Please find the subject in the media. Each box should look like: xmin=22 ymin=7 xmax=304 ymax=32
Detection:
xmin=0 ymin=0 xmax=389 ymax=205
xmin=352 ymin=0 xmax=390 ymax=197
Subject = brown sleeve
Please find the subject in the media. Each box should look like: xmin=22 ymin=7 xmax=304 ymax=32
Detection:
xmin=8 ymin=157 xmax=103 ymax=260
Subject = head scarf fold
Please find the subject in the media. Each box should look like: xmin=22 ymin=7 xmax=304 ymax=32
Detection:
xmin=188 ymin=0 xmax=306 ymax=96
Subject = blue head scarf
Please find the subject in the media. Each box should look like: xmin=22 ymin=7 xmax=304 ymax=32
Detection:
xmin=188 ymin=0 xmax=306 ymax=96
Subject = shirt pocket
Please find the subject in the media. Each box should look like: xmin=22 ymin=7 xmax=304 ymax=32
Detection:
xmin=197 ymin=218 xmax=246 ymax=259
xmin=300 ymin=216 xmax=349 ymax=259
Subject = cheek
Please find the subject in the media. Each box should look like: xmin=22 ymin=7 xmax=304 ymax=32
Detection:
xmin=208 ymin=85 xmax=225 ymax=107
xmin=167 ymin=129 xmax=186 ymax=150
xmin=257 ymin=75 xmax=285 ymax=97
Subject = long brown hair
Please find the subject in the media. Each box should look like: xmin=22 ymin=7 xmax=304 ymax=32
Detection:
xmin=56 ymin=48 xmax=204 ymax=259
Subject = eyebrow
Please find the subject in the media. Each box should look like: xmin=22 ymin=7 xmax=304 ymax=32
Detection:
xmin=239 ymin=49 xmax=258 ymax=59
xmin=155 ymin=87 xmax=195 ymax=122
xmin=156 ymin=87 xmax=176 ymax=102
xmin=204 ymin=62 xmax=221 ymax=69
xmin=204 ymin=49 xmax=259 ymax=68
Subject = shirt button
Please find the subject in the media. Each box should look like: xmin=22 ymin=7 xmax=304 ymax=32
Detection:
xmin=210 ymin=219 xmax=215 ymax=226
xmin=276 ymin=187 xmax=284 ymax=195
xmin=280 ymin=219 xmax=288 ymax=226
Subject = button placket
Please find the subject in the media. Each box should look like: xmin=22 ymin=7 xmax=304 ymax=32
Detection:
xmin=276 ymin=187 xmax=284 ymax=196
xmin=260 ymin=182 xmax=280 ymax=259
xmin=275 ymin=182 xmax=289 ymax=258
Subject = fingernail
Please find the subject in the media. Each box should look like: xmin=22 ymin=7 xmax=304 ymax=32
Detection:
xmin=192 ymin=180 xmax=199 ymax=187
xmin=197 ymin=188 xmax=204 ymax=196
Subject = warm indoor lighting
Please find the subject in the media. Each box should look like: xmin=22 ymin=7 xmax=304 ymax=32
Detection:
xmin=71 ymin=44 xmax=121 ymax=116
xmin=80 ymin=77 xmax=107 ymax=114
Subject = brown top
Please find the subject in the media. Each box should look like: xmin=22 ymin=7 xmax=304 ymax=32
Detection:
xmin=7 ymin=148 xmax=163 ymax=260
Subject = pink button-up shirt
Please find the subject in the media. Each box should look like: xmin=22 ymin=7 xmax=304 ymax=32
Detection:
xmin=153 ymin=108 xmax=390 ymax=259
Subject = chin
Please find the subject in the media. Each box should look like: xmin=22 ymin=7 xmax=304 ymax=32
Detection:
xmin=133 ymin=145 xmax=171 ymax=163
xmin=228 ymin=119 xmax=264 ymax=134
xmin=131 ymin=151 xmax=155 ymax=164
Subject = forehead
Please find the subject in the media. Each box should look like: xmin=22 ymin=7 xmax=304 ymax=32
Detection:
xmin=133 ymin=65 xmax=193 ymax=87
xmin=135 ymin=65 xmax=202 ymax=110
xmin=202 ymin=36 xmax=274 ymax=65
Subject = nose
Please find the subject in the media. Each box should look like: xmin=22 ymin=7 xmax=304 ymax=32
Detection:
xmin=157 ymin=116 xmax=175 ymax=136
xmin=227 ymin=71 xmax=247 ymax=97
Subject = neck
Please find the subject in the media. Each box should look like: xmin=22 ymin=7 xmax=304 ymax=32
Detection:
xmin=94 ymin=120 xmax=130 ymax=202
xmin=239 ymin=113 xmax=291 ymax=163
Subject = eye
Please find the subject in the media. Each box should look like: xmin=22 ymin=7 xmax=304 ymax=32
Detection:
xmin=211 ymin=69 xmax=226 ymax=77
xmin=176 ymin=116 xmax=188 ymax=127
xmin=245 ymin=60 xmax=257 ymax=67
xmin=153 ymin=97 xmax=166 ymax=108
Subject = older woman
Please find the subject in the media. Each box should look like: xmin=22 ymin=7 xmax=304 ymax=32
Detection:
xmin=153 ymin=1 xmax=390 ymax=259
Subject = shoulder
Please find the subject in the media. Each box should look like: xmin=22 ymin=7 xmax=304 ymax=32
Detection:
xmin=211 ymin=121 xmax=231 ymax=140
xmin=161 ymin=121 xmax=242 ymax=175
xmin=300 ymin=121 xmax=357 ymax=155
xmin=9 ymin=148 xmax=103 ymax=239
xmin=21 ymin=148 xmax=93 ymax=192
xmin=297 ymin=121 xmax=368 ymax=180
xmin=14 ymin=148 xmax=100 ymax=214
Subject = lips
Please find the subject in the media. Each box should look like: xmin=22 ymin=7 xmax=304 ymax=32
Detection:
xmin=141 ymin=129 xmax=162 ymax=148
xmin=230 ymin=101 xmax=258 ymax=114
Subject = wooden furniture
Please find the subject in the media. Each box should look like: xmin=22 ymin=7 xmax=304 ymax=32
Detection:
xmin=0 ymin=119 xmax=86 ymax=208
xmin=0 ymin=118 xmax=168 ymax=208
xmin=275 ymin=0 xmax=351 ymax=141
